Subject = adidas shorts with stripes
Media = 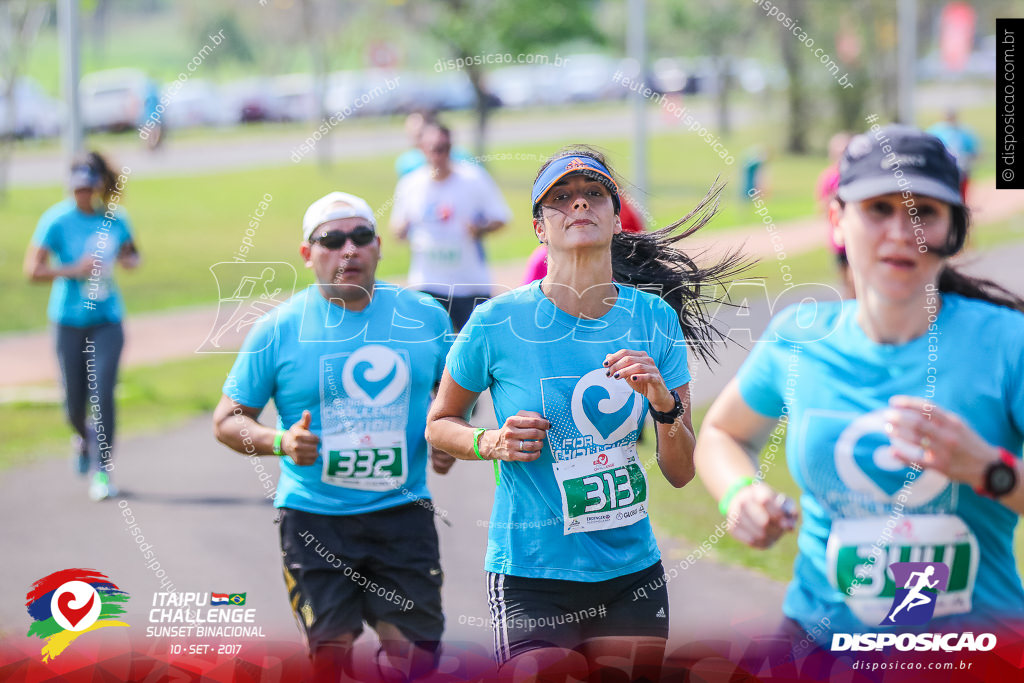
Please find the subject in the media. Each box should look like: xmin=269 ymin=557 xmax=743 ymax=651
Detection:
xmin=485 ymin=561 xmax=669 ymax=664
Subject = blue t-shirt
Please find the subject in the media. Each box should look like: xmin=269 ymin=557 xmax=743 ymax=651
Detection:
xmin=446 ymin=281 xmax=691 ymax=581
xmin=737 ymin=294 xmax=1024 ymax=636
xmin=223 ymin=283 xmax=453 ymax=516
xmin=32 ymin=199 xmax=135 ymax=327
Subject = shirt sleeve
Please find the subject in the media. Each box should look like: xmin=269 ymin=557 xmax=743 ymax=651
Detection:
xmin=435 ymin=307 xmax=455 ymax=385
xmin=736 ymin=311 xmax=790 ymax=418
xmin=222 ymin=312 xmax=279 ymax=409
xmin=475 ymin=170 xmax=513 ymax=224
xmin=32 ymin=205 xmax=62 ymax=252
xmin=652 ymin=297 xmax=691 ymax=390
xmin=389 ymin=175 xmax=411 ymax=227
xmin=445 ymin=307 xmax=492 ymax=393
xmin=1005 ymin=315 xmax=1024 ymax=445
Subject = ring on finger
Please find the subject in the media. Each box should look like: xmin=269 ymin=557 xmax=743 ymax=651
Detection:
xmin=920 ymin=436 xmax=932 ymax=449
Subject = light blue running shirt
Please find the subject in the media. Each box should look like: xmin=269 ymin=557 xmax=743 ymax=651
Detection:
xmin=446 ymin=280 xmax=691 ymax=581
xmin=224 ymin=283 xmax=453 ymax=516
xmin=32 ymin=199 xmax=135 ymax=327
xmin=737 ymin=294 xmax=1024 ymax=636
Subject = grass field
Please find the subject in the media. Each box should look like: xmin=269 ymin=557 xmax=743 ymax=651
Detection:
xmin=2 ymin=124 xmax=827 ymax=333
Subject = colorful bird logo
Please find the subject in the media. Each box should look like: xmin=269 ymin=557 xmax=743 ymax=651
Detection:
xmin=25 ymin=569 xmax=130 ymax=662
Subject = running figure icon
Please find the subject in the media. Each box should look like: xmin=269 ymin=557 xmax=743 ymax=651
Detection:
xmin=888 ymin=565 xmax=939 ymax=622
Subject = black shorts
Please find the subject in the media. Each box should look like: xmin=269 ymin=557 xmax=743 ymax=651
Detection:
xmin=278 ymin=503 xmax=444 ymax=653
xmin=423 ymin=292 xmax=489 ymax=332
xmin=486 ymin=561 xmax=669 ymax=664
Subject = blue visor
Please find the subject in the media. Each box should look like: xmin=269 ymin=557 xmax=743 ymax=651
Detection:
xmin=531 ymin=155 xmax=620 ymax=214
xmin=70 ymin=165 xmax=100 ymax=190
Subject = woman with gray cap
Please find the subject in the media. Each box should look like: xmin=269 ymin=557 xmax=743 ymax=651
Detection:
xmin=695 ymin=125 xmax=1024 ymax=644
xmin=24 ymin=151 xmax=139 ymax=501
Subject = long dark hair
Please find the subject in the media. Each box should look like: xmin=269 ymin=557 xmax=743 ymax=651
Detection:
xmin=533 ymin=145 xmax=750 ymax=364
xmin=837 ymin=199 xmax=1024 ymax=312
xmin=73 ymin=151 xmax=120 ymax=205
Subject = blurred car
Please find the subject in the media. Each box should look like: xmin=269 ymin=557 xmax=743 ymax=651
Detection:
xmin=488 ymin=65 xmax=541 ymax=108
xmin=398 ymin=70 xmax=476 ymax=113
xmin=161 ymin=79 xmax=231 ymax=129
xmin=0 ymin=77 xmax=62 ymax=138
xmin=270 ymin=73 xmax=317 ymax=122
xmin=560 ymin=53 xmax=623 ymax=102
xmin=80 ymin=68 xmax=149 ymax=132
xmin=220 ymin=78 xmax=282 ymax=123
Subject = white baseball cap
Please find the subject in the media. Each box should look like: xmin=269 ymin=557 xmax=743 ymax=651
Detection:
xmin=302 ymin=191 xmax=376 ymax=242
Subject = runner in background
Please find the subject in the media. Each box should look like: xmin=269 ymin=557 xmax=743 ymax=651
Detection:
xmin=213 ymin=192 xmax=454 ymax=682
xmin=927 ymin=109 xmax=979 ymax=202
xmin=24 ymin=151 xmax=139 ymax=501
xmin=394 ymin=110 xmax=475 ymax=179
xmin=427 ymin=146 xmax=745 ymax=681
xmin=695 ymin=125 xmax=1024 ymax=644
xmin=817 ymin=132 xmax=854 ymax=298
xmin=390 ymin=122 xmax=511 ymax=331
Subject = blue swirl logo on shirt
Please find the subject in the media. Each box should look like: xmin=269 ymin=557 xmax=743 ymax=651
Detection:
xmin=582 ymin=385 xmax=636 ymax=440
xmin=352 ymin=360 xmax=398 ymax=401
xmin=341 ymin=346 xmax=409 ymax=406
xmin=570 ymin=369 xmax=641 ymax=445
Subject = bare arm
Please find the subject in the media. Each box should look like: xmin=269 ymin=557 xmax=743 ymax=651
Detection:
xmin=425 ymin=370 xmax=549 ymax=462
xmin=469 ymin=219 xmax=505 ymax=239
xmin=23 ymin=244 xmax=92 ymax=283
xmin=694 ymin=378 xmax=797 ymax=548
xmin=651 ymin=384 xmax=696 ymax=488
xmin=117 ymin=239 xmax=140 ymax=270
xmin=212 ymin=394 xmax=319 ymax=465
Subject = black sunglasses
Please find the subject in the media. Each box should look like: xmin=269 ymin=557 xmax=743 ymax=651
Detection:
xmin=311 ymin=225 xmax=376 ymax=249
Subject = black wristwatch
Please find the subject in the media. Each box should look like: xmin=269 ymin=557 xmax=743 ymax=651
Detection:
xmin=648 ymin=389 xmax=685 ymax=425
xmin=976 ymin=448 xmax=1018 ymax=499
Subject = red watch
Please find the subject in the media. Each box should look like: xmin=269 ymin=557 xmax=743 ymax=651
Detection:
xmin=974 ymin=448 xmax=1018 ymax=499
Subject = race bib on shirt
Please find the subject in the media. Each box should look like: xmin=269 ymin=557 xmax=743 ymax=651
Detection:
xmin=411 ymin=231 xmax=463 ymax=269
xmin=319 ymin=347 xmax=412 ymax=491
xmin=541 ymin=369 xmax=648 ymax=535
xmin=321 ymin=430 xmax=408 ymax=490
xmin=553 ymin=444 xmax=648 ymax=534
xmin=826 ymin=514 xmax=978 ymax=625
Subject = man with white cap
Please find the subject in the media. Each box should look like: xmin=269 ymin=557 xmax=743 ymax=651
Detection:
xmin=213 ymin=191 xmax=455 ymax=681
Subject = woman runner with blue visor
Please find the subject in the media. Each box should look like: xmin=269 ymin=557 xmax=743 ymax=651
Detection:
xmin=427 ymin=147 xmax=745 ymax=680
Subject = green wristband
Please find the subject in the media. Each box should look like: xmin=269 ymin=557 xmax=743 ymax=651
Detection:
xmin=472 ymin=428 xmax=487 ymax=459
xmin=718 ymin=476 xmax=756 ymax=516
xmin=472 ymin=428 xmax=500 ymax=486
xmin=273 ymin=429 xmax=285 ymax=456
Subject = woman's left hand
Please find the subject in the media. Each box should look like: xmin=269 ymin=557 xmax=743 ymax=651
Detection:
xmin=885 ymin=395 xmax=1001 ymax=489
xmin=603 ymin=349 xmax=674 ymax=413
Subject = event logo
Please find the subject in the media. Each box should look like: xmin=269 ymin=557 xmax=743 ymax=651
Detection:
xmin=883 ymin=562 xmax=949 ymax=626
xmin=341 ymin=346 xmax=409 ymax=406
xmin=25 ymin=569 xmax=129 ymax=662
xmin=571 ymin=369 xmax=640 ymax=444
